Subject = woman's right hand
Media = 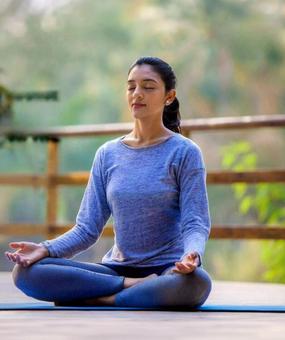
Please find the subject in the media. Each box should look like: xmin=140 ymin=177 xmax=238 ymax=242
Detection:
xmin=5 ymin=241 xmax=49 ymax=267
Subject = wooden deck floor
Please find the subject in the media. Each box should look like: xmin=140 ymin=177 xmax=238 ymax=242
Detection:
xmin=0 ymin=272 xmax=284 ymax=340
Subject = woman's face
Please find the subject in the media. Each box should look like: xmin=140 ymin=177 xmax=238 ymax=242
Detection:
xmin=126 ymin=64 xmax=175 ymax=120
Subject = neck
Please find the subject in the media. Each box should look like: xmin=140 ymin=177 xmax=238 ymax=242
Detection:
xmin=129 ymin=117 xmax=173 ymax=142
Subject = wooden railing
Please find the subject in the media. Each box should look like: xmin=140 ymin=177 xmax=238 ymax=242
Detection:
xmin=0 ymin=114 xmax=285 ymax=240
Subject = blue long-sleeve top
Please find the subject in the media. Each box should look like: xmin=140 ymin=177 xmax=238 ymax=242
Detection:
xmin=41 ymin=133 xmax=211 ymax=267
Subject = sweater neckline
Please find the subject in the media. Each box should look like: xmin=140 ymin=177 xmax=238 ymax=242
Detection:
xmin=119 ymin=134 xmax=176 ymax=150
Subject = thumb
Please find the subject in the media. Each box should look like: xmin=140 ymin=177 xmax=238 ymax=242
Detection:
xmin=9 ymin=242 xmax=24 ymax=249
xmin=189 ymin=252 xmax=198 ymax=258
xmin=187 ymin=253 xmax=197 ymax=262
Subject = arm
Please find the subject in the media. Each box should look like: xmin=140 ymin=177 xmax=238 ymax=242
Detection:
xmin=40 ymin=145 xmax=111 ymax=258
xmin=177 ymin=145 xmax=211 ymax=268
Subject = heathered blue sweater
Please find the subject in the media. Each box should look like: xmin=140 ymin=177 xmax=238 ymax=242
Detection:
xmin=41 ymin=133 xmax=211 ymax=267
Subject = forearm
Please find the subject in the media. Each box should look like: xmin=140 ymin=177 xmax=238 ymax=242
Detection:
xmin=40 ymin=223 xmax=100 ymax=258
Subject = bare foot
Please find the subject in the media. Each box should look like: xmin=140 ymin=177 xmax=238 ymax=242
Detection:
xmin=123 ymin=273 xmax=158 ymax=288
xmin=85 ymin=294 xmax=116 ymax=306
xmin=54 ymin=295 xmax=117 ymax=307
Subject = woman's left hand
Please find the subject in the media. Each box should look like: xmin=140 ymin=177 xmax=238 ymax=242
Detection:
xmin=171 ymin=251 xmax=200 ymax=274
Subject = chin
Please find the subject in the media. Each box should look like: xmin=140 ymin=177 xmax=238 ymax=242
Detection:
xmin=131 ymin=109 xmax=144 ymax=115
xmin=132 ymin=112 xmax=149 ymax=119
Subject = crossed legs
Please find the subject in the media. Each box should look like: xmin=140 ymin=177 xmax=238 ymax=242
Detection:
xmin=12 ymin=257 xmax=212 ymax=308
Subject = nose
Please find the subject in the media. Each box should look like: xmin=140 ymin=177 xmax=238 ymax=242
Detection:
xmin=132 ymin=86 xmax=143 ymax=99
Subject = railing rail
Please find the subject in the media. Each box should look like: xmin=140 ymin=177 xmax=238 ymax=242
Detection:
xmin=1 ymin=114 xmax=285 ymax=138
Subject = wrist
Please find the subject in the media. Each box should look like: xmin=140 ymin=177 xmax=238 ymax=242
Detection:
xmin=39 ymin=243 xmax=50 ymax=257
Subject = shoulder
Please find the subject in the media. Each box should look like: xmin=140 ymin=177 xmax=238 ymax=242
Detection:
xmin=100 ymin=136 xmax=122 ymax=151
xmin=90 ymin=138 xmax=121 ymax=173
xmin=170 ymin=134 xmax=205 ymax=170
xmin=172 ymin=134 xmax=204 ymax=160
xmin=93 ymin=136 xmax=121 ymax=157
xmin=172 ymin=133 xmax=202 ymax=151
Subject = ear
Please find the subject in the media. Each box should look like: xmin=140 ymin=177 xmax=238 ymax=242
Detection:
xmin=165 ymin=89 xmax=176 ymax=105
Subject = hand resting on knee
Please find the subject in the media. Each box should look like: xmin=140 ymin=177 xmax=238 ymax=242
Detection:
xmin=5 ymin=241 xmax=49 ymax=267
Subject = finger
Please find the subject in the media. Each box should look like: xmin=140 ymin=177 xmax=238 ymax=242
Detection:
xmin=10 ymin=242 xmax=25 ymax=249
xmin=172 ymin=266 xmax=185 ymax=273
xmin=5 ymin=252 xmax=13 ymax=262
xmin=188 ymin=256 xmax=199 ymax=266
xmin=186 ymin=262 xmax=198 ymax=270
xmin=15 ymin=254 xmax=23 ymax=265
xmin=175 ymin=263 xmax=189 ymax=273
xmin=187 ymin=254 xmax=196 ymax=261
xmin=185 ymin=258 xmax=196 ymax=265
xmin=8 ymin=249 xmax=21 ymax=257
xmin=7 ymin=250 xmax=20 ymax=262
xmin=184 ymin=262 xmax=195 ymax=269
xmin=9 ymin=242 xmax=20 ymax=248
xmin=178 ymin=262 xmax=196 ymax=273
xmin=175 ymin=262 xmax=185 ymax=270
xmin=9 ymin=253 xmax=17 ymax=262
xmin=9 ymin=243 xmax=22 ymax=250
xmin=187 ymin=253 xmax=198 ymax=262
xmin=175 ymin=261 xmax=186 ymax=267
xmin=186 ymin=259 xmax=198 ymax=267
xmin=178 ymin=262 xmax=192 ymax=270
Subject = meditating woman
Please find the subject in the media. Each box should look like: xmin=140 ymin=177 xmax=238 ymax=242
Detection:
xmin=5 ymin=56 xmax=212 ymax=308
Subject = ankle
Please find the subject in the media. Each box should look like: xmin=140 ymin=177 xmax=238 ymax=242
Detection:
xmin=123 ymin=277 xmax=132 ymax=288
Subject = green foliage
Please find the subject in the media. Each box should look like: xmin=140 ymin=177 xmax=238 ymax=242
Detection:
xmin=1 ymin=0 xmax=285 ymax=126
xmin=221 ymin=141 xmax=285 ymax=283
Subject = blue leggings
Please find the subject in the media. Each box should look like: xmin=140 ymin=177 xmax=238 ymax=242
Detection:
xmin=12 ymin=257 xmax=212 ymax=308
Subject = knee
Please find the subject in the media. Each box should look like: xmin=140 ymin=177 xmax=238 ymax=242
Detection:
xmin=188 ymin=267 xmax=212 ymax=307
xmin=12 ymin=264 xmax=28 ymax=290
xmin=11 ymin=260 xmax=53 ymax=301
xmin=12 ymin=257 xmax=54 ymax=288
xmin=11 ymin=262 xmax=40 ymax=297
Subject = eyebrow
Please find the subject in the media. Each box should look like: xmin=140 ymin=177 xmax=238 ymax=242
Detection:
xmin=127 ymin=79 xmax=158 ymax=84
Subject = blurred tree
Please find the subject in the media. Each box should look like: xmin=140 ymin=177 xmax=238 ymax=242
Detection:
xmin=221 ymin=140 xmax=285 ymax=283
xmin=1 ymin=0 xmax=284 ymax=126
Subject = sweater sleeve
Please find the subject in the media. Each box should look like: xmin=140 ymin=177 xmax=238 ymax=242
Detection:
xmin=177 ymin=145 xmax=211 ymax=267
xmin=40 ymin=145 xmax=111 ymax=258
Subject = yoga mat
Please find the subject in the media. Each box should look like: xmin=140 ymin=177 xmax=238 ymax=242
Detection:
xmin=0 ymin=303 xmax=284 ymax=312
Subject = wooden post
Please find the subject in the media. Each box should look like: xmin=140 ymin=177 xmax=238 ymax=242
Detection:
xmin=46 ymin=139 xmax=59 ymax=239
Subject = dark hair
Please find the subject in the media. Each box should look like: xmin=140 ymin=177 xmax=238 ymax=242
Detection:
xmin=127 ymin=56 xmax=181 ymax=134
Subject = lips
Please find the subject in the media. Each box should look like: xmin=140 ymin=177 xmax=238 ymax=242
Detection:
xmin=132 ymin=103 xmax=146 ymax=108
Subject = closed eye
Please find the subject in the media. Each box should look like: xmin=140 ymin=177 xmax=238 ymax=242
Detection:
xmin=127 ymin=87 xmax=155 ymax=91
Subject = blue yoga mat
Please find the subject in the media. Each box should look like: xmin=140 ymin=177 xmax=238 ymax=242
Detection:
xmin=0 ymin=303 xmax=284 ymax=312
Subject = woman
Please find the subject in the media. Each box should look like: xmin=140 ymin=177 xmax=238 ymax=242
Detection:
xmin=5 ymin=56 xmax=212 ymax=308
